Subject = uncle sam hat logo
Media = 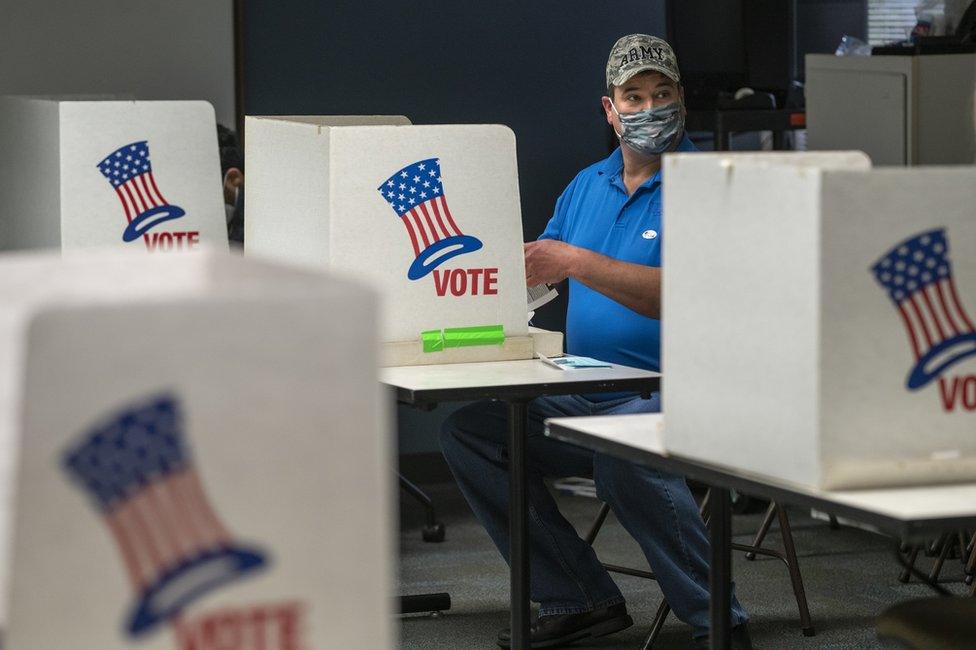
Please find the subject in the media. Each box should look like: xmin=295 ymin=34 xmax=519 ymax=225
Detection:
xmin=62 ymin=393 xmax=267 ymax=637
xmin=97 ymin=141 xmax=186 ymax=243
xmin=871 ymin=228 xmax=976 ymax=390
xmin=377 ymin=157 xmax=483 ymax=280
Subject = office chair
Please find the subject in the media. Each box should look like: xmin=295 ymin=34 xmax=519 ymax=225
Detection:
xmin=584 ymin=488 xmax=814 ymax=648
xmin=399 ymin=473 xmax=445 ymax=542
xmin=898 ymin=531 xmax=974 ymax=588
xmin=397 ymin=473 xmax=450 ymax=617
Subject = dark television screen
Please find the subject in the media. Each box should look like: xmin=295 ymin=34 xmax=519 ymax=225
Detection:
xmin=667 ymin=0 xmax=748 ymax=108
xmin=667 ymin=0 xmax=867 ymax=107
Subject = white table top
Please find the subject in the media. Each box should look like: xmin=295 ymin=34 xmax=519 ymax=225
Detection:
xmin=381 ymin=359 xmax=660 ymax=401
xmin=545 ymin=413 xmax=976 ymax=527
xmin=548 ymin=413 xmax=668 ymax=453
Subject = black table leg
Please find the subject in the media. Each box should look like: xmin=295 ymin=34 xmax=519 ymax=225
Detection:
xmin=508 ymin=399 xmax=531 ymax=648
xmin=714 ymin=127 xmax=730 ymax=152
xmin=709 ymin=487 xmax=732 ymax=650
xmin=772 ymin=129 xmax=785 ymax=150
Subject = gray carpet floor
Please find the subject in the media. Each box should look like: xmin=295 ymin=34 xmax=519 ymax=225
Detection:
xmin=397 ymin=481 xmax=971 ymax=649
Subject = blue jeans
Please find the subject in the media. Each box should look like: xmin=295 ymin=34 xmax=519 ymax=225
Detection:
xmin=439 ymin=393 xmax=748 ymax=638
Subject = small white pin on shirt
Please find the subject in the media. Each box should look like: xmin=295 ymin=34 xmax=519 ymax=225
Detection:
xmin=642 ymin=229 xmax=658 ymax=240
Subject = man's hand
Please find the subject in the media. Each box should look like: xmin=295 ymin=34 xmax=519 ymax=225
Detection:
xmin=524 ymin=240 xmax=580 ymax=286
xmin=526 ymin=239 xmax=663 ymax=319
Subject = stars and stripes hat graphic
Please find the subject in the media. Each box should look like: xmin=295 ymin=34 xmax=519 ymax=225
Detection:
xmin=871 ymin=228 xmax=976 ymax=390
xmin=62 ymin=394 xmax=267 ymax=637
xmin=377 ymin=158 xmax=483 ymax=280
xmin=97 ymin=141 xmax=186 ymax=243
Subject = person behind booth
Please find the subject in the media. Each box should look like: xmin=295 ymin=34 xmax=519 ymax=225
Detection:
xmin=440 ymin=34 xmax=752 ymax=649
xmin=217 ymin=124 xmax=245 ymax=246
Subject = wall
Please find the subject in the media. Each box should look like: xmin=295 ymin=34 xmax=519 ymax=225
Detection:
xmin=0 ymin=0 xmax=236 ymax=126
xmin=796 ymin=0 xmax=867 ymax=81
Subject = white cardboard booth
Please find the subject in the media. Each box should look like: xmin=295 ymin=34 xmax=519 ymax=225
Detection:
xmin=663 ymin=151 xmax=976 ymax=490
xmin=0 ymin=97 xmax=228 ymax=253
xmin=0 ymin=250 xmax=392 ymax=649
xmin=245 ymin=117 xmax=556 ymax=366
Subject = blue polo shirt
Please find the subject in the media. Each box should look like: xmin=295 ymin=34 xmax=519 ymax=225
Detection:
xmin=539 ymin=135 xmax=696 ymax=377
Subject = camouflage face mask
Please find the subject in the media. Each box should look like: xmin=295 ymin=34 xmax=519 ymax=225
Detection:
xmin=610 ymin=101 xmax=684 ymax=157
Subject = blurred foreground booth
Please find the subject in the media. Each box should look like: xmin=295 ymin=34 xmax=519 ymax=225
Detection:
xmin=0 ymin=97 xmax=228 ymax=253
xmin=0 ymin=250 xmax=391 ymax=649
xmin=663 ymin=151 xmax=976 ymax=490
xmin=245 ymin=116 xmax=562 ymax=366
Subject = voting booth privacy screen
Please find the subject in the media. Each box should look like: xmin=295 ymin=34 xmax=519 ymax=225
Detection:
xmin=0 ymin=97 xmax=228 ymax=253
xmin=0 ymin=251 xmax=392 ymax=649
xmin=245 ymin=118 xmax=529 ymax=353
xmin=663 ymin=152 xmax=976 ymax=490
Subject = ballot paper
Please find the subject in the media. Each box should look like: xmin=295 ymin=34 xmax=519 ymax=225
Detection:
xmin=538 ymin=353 xmax=612 ymax=370
xmin=527 ymin=283 xmax=559 ymax=312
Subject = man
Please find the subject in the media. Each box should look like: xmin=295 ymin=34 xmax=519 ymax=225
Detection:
xmin=440 ymin=34 xmax=752 ymax=648
xmin=217 ymin=124 xmax=245 ymax=246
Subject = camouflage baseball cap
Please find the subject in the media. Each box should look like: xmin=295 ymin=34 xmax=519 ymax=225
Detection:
xmin=606 ymin=34 xmax=681 ymax=89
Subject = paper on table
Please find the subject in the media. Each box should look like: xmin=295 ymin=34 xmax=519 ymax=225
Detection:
xmin=537 ymin=353 xmax=612 ymax=370
xmin=527 ymin=283 xmax=558 ymax=312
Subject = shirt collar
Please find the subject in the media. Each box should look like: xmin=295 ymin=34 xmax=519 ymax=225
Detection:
xmin=599 ymin=133 xmax=697 ymax=190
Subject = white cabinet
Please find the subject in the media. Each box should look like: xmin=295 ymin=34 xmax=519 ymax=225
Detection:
xmin=806 ymin=53 xmax=976 ymax=165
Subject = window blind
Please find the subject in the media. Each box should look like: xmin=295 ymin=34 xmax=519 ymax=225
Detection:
xmin=868 ymin=0 xmax=918 ymax=44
